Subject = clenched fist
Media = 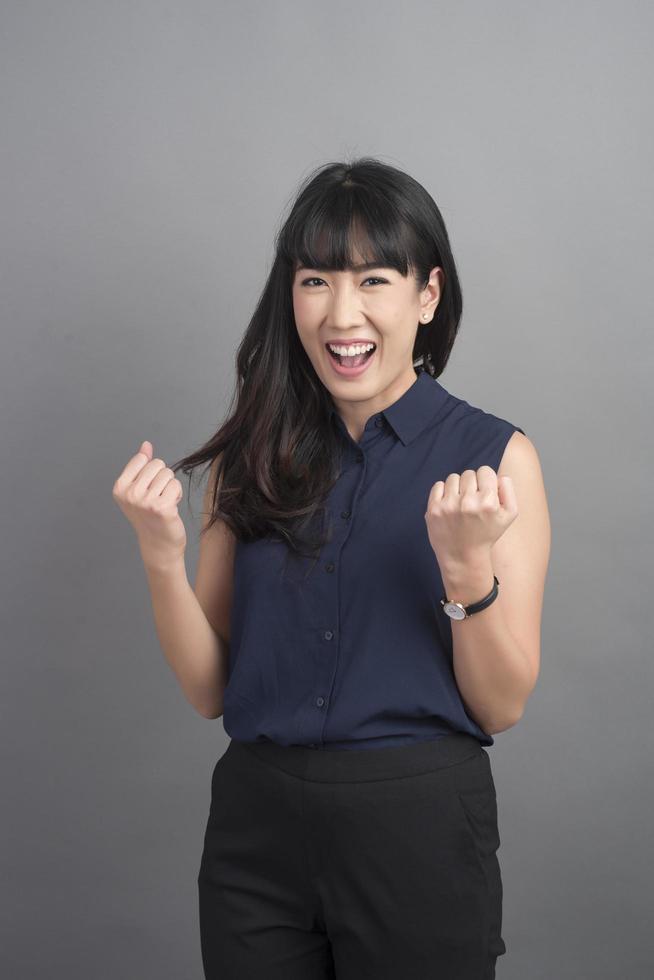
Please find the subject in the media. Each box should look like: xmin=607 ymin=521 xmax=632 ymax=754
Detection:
xmin=424 ymin=465 xmax=518 ymax=567
xmin=112 ymin=440 xmax=187 ymax=573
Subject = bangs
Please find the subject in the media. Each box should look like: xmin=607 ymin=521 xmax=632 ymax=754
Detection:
xmin=280 ymin=183 xmax=420 ymax=280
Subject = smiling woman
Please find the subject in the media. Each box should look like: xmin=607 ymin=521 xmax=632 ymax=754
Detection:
xmin=291 ymin=224 xmax=447 ymax=427
xmin=169 ymin=156 xmax=462 ymax=557
xmin=157 ymin=157 xmax=547 ymax=980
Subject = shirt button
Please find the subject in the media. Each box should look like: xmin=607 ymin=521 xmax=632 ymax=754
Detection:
xmin=325 ymin=562 xmax=335 ymax=573
xmin=316 ymin=697 xmax=325 ymax=707
xmin=357 ymin=452 xmax=364 ymax=462
xmin=341 ymin=510 xmax=351 ymax=519
xmin=374 ymin=416 xmax=383 ymax=427
xmin=323 ymin=630 xmax=334 ymax=640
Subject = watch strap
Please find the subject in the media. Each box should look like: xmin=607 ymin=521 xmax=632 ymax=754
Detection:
xmin=440 ymin=575 xmax=499 ymax=617
xmin=464 ymin=574 xmax=499 ymax=614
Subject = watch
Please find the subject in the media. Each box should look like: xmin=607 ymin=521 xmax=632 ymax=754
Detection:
xmin=440 ymin=575 xmax=499 ymax=621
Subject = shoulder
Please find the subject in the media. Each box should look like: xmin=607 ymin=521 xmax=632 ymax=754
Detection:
xmin=437 ymin=386 xmax=548 ymax=540
xmin=496 ymin=426 xmax=538 ymax=473
xmin=494 ymin=426 xmax=548 ymax=539
xmin=437 ymin=386 xmax=526 ymax=473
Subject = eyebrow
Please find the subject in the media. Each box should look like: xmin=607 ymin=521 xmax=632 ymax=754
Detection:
xmin=295 ymin=261 xmax=389 ymax=273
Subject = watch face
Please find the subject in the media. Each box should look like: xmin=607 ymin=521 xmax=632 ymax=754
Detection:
xmin=443 ymin=601 xmax=467 ymax=621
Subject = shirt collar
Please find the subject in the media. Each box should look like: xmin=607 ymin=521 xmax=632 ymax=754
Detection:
xmin=329 ymin=370 xmax=451 ymax=447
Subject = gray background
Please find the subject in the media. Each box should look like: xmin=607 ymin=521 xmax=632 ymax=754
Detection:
xmin=2 ymin=1 xmax=652 ymax=977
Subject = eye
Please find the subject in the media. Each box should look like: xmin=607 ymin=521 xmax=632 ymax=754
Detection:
xmin=300 ymin=276 xmax=388 ymax=287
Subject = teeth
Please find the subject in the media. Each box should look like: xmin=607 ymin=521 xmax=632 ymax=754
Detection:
xmin=327 ymin=342 xmax=376 ymax=356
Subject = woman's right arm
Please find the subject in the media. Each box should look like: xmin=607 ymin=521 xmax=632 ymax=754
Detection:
xmin=113 ymin=443 xmax=234 ymax=719
xmin=143 ymin=559 xmax=229 ymax=719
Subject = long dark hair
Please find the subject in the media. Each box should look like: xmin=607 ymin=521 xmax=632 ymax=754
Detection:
xmin=169 ymin=156 xmax=463 ymax=557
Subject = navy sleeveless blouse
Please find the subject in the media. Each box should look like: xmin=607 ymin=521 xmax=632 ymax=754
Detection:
xmin=222 ymin=370 xmax=524 ymax=750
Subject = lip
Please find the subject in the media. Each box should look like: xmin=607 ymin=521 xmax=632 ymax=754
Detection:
xmin=325 ymin=342 xmax=377 ymax=378
xmin=324 ymin=339 xmax=377 ymax=348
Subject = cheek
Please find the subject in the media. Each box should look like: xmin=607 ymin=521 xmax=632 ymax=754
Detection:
xmin=369 ymin=300 xmax=409 ymax=327
xmin=292 ymin=289 xmax=313 ymax=319
xmin=293 ymin=300 xmax=322 ymax=346
xmin=293 ymin=314 xmax=314 ymax=349
xmin=292 ymin=319 xmax=315 ymax=356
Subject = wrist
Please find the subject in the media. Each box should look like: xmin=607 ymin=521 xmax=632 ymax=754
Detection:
xmin=142 ymin=553 xmax=187 ymax=582
xmin=439 ymin=551 xmax=494 ymax=605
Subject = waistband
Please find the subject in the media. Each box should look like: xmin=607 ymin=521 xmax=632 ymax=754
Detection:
xmin=230 ymin=734 xmax=484 ymax=783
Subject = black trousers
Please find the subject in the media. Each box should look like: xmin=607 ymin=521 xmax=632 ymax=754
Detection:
xmin=197 ymin=733 xmax=506 ymax=980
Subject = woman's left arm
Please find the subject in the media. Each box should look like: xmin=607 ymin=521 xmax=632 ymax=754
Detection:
xmin=427 ymin=431 xmax=551 ymax=735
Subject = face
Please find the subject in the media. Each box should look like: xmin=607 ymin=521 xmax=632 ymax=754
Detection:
xmin=292 ymin=256 xmax=443 ymax=432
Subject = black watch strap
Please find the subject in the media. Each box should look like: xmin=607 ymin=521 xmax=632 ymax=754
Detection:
xmin=440 ymin=575 xmax=499 ymax=619
xmin=464 ymin=575 xmax=499 ymax=614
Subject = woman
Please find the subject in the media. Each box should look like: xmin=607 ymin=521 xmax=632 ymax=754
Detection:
xmin=112 ymin=157 xmax=550 ymax=979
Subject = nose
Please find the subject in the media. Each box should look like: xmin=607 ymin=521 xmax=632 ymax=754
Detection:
xmin=325 ymin=286 xmax=367 ymax=329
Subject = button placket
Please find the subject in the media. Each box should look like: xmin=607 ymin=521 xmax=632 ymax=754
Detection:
xmin=311 ymin=447 xmax=363 ymax=744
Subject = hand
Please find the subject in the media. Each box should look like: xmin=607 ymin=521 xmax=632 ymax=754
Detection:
xmin=425 ymin=465 xmax=518 ymax=568
xmin=112 ymin=440 xmax=187 ymax=572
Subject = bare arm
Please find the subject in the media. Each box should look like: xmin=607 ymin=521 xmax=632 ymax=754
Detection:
xmin=141 ymin=455 xmax=234 ymax=719
xmin=437 ymin=431 xmax=550 ymax=734
xmin=144 ymin=558 xmax=229 ymax=719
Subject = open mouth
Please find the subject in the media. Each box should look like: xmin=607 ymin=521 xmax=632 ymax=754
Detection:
xmin=325 ymin=343 xmax=377 ymax=368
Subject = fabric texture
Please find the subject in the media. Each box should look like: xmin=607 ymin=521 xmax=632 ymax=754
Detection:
xmin=197 ymin=733 xmax=507 ymax=979
xmin=223 ymin=370 xmax=524 ymax=750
